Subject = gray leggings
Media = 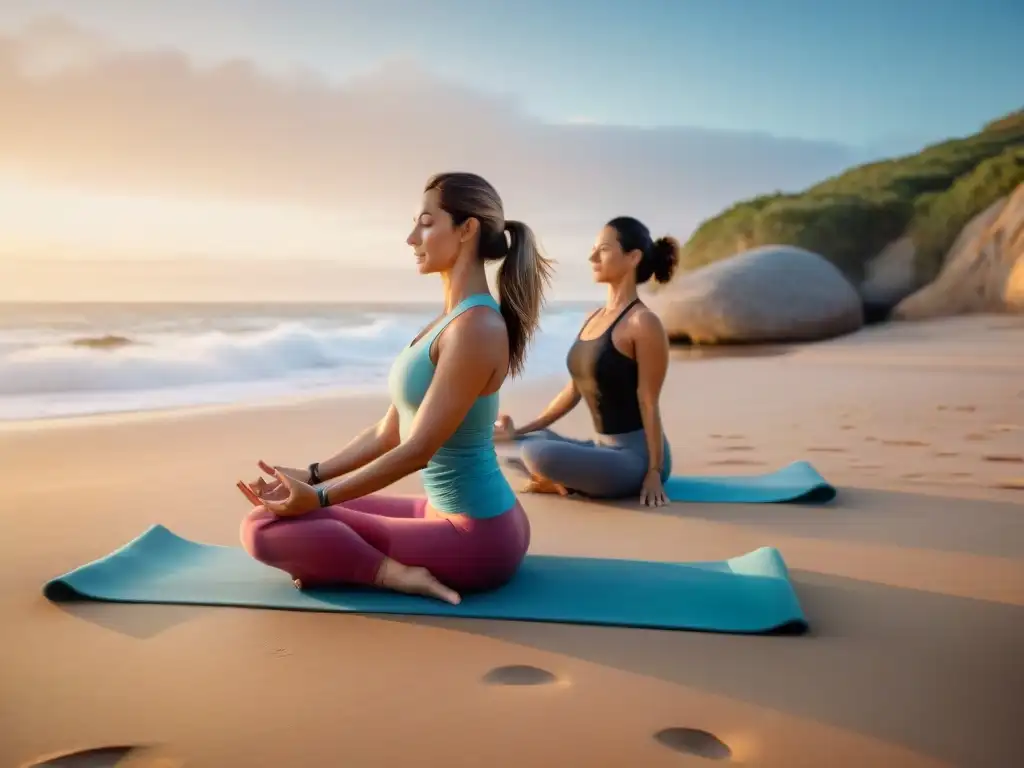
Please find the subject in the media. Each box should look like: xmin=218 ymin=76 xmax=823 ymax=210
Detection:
xmin=503 ymin=427 xmax=673 ymax=499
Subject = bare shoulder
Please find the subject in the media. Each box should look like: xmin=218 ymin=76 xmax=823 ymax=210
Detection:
xmin=442 ymin=305 xmax=509 ymax=361
xmin=627 ymin=304 xmax=667 ymax=339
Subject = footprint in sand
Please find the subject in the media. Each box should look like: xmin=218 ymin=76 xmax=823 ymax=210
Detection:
xmin=934 ymin=451 xmax=959 ymax=458
xmin=849 ymin=462 xmax=883 ymax=469
xmin=806 ymin=446 xmax=847 ymax=453
xmin=21 ymin=745 xmax=178 ymax=768
xmin=708 ymin=458 xmax=766 ymax=467
xmin=982 ymin=454 xmax=1024 ymax=464
xmin=991 ymin=424 xmax=1021 ymax=433
xmin=994 ymin=478 xmax=1024 ymax=491
xmin=654 ymin=728 xmax=732 ymax=761
xmin=840 ymin=424 xmax=856 ymax=431
xmin=719 ymin=445 xmax=754 ymax=452
xmin=965 ymin=433 xmax=991 ymax=442
xmin=482 ymin=664 xmax=559 ymax=686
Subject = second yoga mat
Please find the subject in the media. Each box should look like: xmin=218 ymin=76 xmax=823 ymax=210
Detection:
xmin=664 ymin=460 xmax=836 ymax=503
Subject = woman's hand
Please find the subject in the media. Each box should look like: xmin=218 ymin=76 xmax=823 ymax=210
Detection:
xmin=253 ymin=460 xmax=321 ymax=517
xmin=493 ymin=414 xmax=517 ymax=442
xmin=640 ymin=469 xmax=669 ymax=508
xmin=248 ymin=464 xmax=307 ymax=501
xmin=236 ymin=480 xmax=263 ymax=507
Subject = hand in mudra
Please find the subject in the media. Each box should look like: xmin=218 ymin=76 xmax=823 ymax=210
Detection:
xmin=248 ymin=465 xmax=306 ymax=502
xmin=237 ymin=462 xmax=320 ymax=517
xmin=493 ymin=414 xmax=516 ymax=442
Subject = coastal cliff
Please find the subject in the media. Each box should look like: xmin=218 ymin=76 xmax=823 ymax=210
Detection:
xmin=650 ymin=109 xmax=1023 ymax=344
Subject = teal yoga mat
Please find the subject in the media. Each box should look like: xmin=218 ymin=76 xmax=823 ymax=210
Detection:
xmin=665 ymin=461 xmax=836 ymax=504
xmin=44 ymin=525 xmax=808 ymax=635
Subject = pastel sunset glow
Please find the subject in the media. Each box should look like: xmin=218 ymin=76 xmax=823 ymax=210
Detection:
xmin=1 ymin=0 xmax=1021 ymax=300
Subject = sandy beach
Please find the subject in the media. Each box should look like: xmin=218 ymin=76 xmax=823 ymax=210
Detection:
xmin=1 ymin=314 xmax=1022 ymax=768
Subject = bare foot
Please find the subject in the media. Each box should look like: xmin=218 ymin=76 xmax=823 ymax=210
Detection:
xmin=522 ymin=476 xmax=570 ymax=496
xmin=377 ymin=559 xmax=462 ymax=605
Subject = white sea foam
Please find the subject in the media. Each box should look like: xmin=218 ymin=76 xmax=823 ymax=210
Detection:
xmin=0 ymin=303 xmax=587 ymax=420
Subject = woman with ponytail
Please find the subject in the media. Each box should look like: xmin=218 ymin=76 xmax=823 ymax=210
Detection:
xmin=495 ymin=217 xmax=678 ymax=507
xmin=237 ymin=172 xmax=552 ymax=605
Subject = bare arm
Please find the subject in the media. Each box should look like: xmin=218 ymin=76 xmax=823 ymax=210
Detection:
xmin=315 ymin=405 xmax=401 ymax=481
xmin=511 ymin=379 xmax=581 ymax=436
xmin=507 ymin=307 xmax=598 ymax=437
xmin=320 ymin=309 xmax=507 ymax=505
xmin=632 ymin=310 xmax=670 ymax=478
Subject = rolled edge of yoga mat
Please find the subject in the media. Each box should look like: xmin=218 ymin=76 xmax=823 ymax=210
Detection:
xmin=43 ymin=524 xmax=203 ymax=602
xmin=664 ymin=460 xmax=837 ymax=504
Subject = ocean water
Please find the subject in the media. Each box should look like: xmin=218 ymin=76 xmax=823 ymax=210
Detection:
xmin=0 ymin=301 xmax=592 ymax=421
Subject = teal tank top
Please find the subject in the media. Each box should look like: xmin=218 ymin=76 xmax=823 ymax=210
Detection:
xmin=387 ymin=293 xmax=517 ymax=518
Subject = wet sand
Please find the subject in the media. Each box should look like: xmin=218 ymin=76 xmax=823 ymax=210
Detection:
xmin=1 ymin=315 xmax=1022 ymax=767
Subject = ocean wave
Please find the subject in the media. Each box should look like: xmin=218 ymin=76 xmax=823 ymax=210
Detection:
xmin=0 ymin=309 xmax=587 ymax=399
xmin=0 ymin=317 xmax=410 ymax=397
xmin=0 ymin=305 xmax=590 ymax=419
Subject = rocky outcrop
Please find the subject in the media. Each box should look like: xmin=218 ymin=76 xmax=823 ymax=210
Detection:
xmin=649 ymin=245 xmax=864 ymax=344
xmin=893 ymin=184 xmax=1024 ymax=319
xmin=858 ymin=236 xmax=920 ymax=318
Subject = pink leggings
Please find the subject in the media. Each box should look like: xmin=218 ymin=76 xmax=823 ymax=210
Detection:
xmin=240 ymin=495 xmax=531 ymax=593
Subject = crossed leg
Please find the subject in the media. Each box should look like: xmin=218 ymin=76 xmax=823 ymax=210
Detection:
xmin=505 ymin=430 xmax=649 ymax=499
xmin=240 ymin=494 xmax=462 ymax=604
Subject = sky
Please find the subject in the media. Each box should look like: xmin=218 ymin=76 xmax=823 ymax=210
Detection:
xmin=1 ymin=0 xmax=1021 ymax=302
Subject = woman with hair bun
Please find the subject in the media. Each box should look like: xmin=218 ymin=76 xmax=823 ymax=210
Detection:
xmin=495 ymin=216 xmax=678 ymax=507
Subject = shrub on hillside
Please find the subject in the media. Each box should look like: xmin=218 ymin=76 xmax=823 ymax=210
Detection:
xmin=676 ymin=108 xmax=1024 ymax=285
xmin=910 ymin=145 xmax=1024 ymax=277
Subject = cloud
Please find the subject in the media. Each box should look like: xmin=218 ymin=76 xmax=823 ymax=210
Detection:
xmin=0 ymin=16 xmax=867 ymax=239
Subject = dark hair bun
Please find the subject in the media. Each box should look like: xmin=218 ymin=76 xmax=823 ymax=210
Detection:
xmin=649 ymin=236 xmax=680 ymax=284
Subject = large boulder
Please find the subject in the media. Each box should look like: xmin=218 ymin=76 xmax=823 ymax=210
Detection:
xmin=893 ymin=183 xmax=1024 ymax=319
xmin=858 ymin=235 xmax=922 ymax=317
xmin=649 ymin=245 xmax=864 ymax=344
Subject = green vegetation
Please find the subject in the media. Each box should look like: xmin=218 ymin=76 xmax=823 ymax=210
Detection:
xmin=678 ymin=108 xmax=1024 ymax=284
xmin=910 ymin=144 xmax=1024 ymax=277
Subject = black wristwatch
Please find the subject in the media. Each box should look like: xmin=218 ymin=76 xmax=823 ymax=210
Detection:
xmin=308 ymin=462 xmax=321 ymax=484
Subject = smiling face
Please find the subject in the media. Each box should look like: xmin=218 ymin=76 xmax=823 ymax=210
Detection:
xmin=588 ymin=224 xmax=640 ymax=284
xmin=406 ymin=188 xmax=476 ymax=275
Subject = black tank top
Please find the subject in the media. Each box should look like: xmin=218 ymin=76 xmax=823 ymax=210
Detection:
xmin=566 ymin=298 xmax=644 ymax=435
